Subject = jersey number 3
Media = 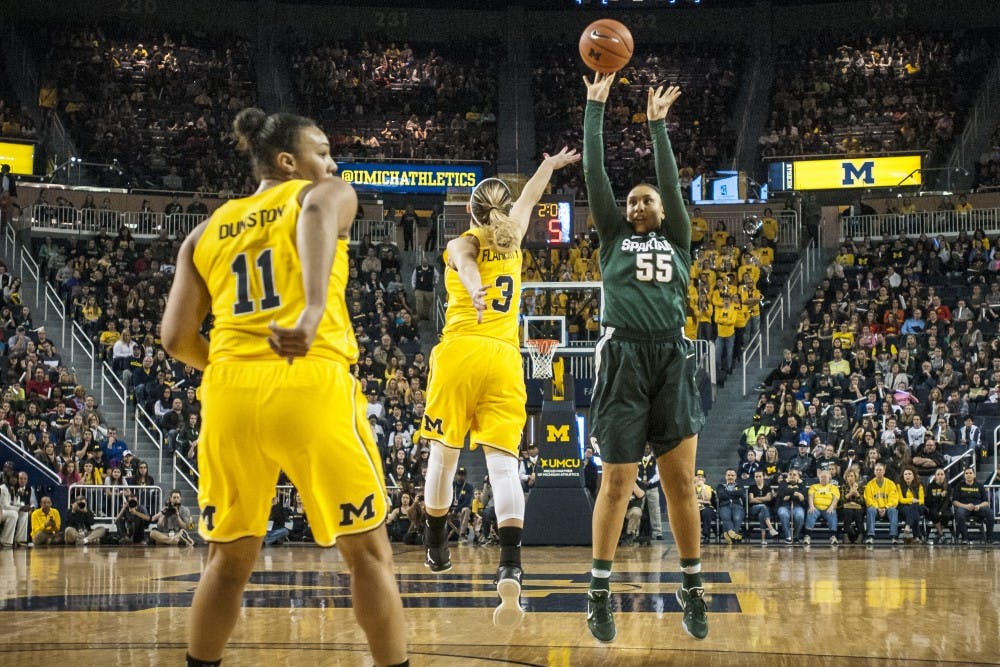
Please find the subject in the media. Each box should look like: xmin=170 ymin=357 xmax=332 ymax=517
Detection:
xmin=491 ymin=275 xmax=514 ymax=313
xmin=231 ymin=248 xmax=281 ymax=315
xmin=635 ymin=253 xmax=673 ymax=283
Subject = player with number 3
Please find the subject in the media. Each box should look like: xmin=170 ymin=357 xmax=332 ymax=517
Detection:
xmin=581 ymin=73 xmax=708 ymax=643
xmin=419 ymin=147 xmax=579 ymax=626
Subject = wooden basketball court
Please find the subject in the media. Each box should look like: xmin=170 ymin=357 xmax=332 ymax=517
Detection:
xmin=1 ymin=542 xmax=997 ymax=666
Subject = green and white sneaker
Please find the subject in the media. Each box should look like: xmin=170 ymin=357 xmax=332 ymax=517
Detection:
xmin=676 ymin=586 xmax=709 ymax=640
xmin=586 ymin=589 xmax=616 ymax=642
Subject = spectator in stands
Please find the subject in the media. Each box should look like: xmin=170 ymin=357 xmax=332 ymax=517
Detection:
xmin=694 ymin=469 xmax=716 ymax=544
xmin=636 ymin=445 xmax=662 ymax=539
xmin=713 ymin=294 xmax=738 ymax=387
xmin=0 ymin=164 xmax=16 ymax=227
xmin=8 ymin=470 xmax=33 ymax=545
xmin=897 ymin=467 xmax=926 ymax=543
xmin=130 ymin=355 xmax=156 ymax=405
xmin=0 ymin=478 xmax=19 ymax=547
xmin=59 ymin=460 xmax=81 ymax=487
xmin=957 ymin=415 xmax=981 ymax=455
xmin=715 ymin=469 xmax=745 ymax=544
xmin=175 ymin=412 xmax=201 ymax=463
xmin=925 ymin=468 xmax=953 ymax=545
xmin=160 ymin=396 xmax=186 ymax=452
xmin=839 ymin=468 xmax=866 ymax=544
xmin=952 ymin=466 xmax=995 ymax=545
xmin=30 ymin=496 xmax=62 ymax=546
xmin=372 ymin=334 xmax=406 ymax=370
xmin=911 ymin=438 xmax=945 ymax=473
xmin=111 ymin=329 xmax=138 ymax=370
xmin=103 ymin=427 xmax=128 ymax=465
xmin=864 ymin=462 xmax=900 ymax=544
xmin=450 ymin=467 xmax=474 ymax=543
xmin=621 ymin=482 xmax=647 ymax=547
xmin=747 ymin=470 xmax=779 ymax=540
xmin=776 ymin=469 xmax=806 ymax=544
xmin=803 ymin=468 xmax=839 ymax=546
xmin=411 ymin=256 xmax=438 ymax=323
xmin=787 ymin=442 xmax=816 ymax=478
xmin=133 ymin=461 xmax=155 ymax=487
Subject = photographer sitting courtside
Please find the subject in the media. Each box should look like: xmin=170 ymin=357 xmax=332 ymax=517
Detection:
xmin=64 ymin=495 xmax=108 ymax=545
xmin=149 ymin=489 xmax=194 ymax=546
xmin=116 ymin=488 xmax=150 ymax=544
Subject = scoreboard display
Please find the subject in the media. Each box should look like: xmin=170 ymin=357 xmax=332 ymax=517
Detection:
xmin=524 ymin=196 xmax=574 ymax=248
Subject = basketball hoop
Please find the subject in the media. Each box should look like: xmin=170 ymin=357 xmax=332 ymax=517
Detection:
xmin=526 ymin=338 xmax=560 ymax=379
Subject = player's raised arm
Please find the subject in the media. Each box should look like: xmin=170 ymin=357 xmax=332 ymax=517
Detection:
xmin=582 ymin=72 xmax=627 ymax=239
xmin=647 ymin=85 xmax=691 ymax=251
xmin=162 ymin=221 xmax=212 ymax=371
xmin=509 ymin=147 xmax=581 ymax=239
xmin=268 ymin=177 xmax=357 ymax=360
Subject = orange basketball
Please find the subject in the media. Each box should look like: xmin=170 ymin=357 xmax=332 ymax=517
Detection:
xmin=579 ymin=19 xmax=634 ymax=74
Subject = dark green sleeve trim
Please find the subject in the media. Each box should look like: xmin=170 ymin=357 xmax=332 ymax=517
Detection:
xmin=649 ymin=118 xmax=690 ymax=251
xmin=584 ymin=101 xmax=626 ymax=240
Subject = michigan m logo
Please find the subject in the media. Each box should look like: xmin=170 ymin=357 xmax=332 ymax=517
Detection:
xmin=546 ymin=424 xmax=571 ymax=442
xmin=339 ymin=493 xmax=376 ymax=526
xmin=842 ymin=161 xmax=875 ymax=186
xmin=588 ymin=48 xmax=602 ymax=61
xmin=423 ymin=414 xmax=444 ymax=436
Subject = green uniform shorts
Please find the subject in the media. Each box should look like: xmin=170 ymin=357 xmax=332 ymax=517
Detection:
xmin=589 ymin=327 xmax=705 ymax=464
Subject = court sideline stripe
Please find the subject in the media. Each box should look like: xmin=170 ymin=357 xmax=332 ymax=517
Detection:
xmin=0 ymin=642 xmax=994 ymax=665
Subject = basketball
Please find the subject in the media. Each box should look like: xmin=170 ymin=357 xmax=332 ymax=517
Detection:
xmin=579 ymin=19 xmax=633 ymax=73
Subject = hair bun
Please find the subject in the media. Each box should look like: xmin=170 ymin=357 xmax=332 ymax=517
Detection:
xmin=233 ymin=107 xmax=268 ymax=151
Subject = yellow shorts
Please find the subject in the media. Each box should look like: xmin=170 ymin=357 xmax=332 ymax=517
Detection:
xmin=420 ymin=335 xmax=526 ymax=455
xmin=197 ymin=358 xmax=387 ymax=546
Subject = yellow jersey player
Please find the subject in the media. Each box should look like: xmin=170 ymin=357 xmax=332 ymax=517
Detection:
xmin=420 ymin=148 xmax=579 ymax=627
xmin=162 ymin=108 xmax=408 ymax=667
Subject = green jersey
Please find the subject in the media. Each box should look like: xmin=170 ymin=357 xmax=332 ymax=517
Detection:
xmin=583 ymin=101 xmax=692 ymax=335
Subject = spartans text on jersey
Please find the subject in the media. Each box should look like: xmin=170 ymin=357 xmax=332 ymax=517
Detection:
xmin=620 ymin=235 xmax=675 ymax=254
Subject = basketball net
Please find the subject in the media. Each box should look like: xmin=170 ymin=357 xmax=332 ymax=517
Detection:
xmin=526 ymin=338 xmax=560 ymax=379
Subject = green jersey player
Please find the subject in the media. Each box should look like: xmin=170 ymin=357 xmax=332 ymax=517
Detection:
xmin=582 ymin=73 xmax=707 ymax=644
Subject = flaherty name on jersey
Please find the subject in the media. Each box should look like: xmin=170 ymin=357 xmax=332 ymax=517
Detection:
xmin=219 ymin=205 xmax=286 ymax=239
xmin=620 ymin=235 xmax=674 ymax=254
xmin=480 ymin=248 xmax=520 ymax=262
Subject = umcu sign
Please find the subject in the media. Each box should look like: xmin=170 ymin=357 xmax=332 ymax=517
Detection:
xmin=791 ymin=155 xmax=922 ymax=190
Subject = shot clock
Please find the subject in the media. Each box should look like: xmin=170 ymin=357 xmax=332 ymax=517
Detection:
xmin=524 ymin=197 xmax=573 ymax=248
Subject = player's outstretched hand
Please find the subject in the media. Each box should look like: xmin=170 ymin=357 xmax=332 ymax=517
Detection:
xmin=542 ymin=147 xmax=582 ymax=171
xmin=268 ymin=309 xmax=322 ymax=363
xmin=471 ymin=285 xmax=489 ymax=324
xmin=647 ymin=85 xmax=681 ymax=122
xmin=583 ymin=71 xmax=617 ymax=103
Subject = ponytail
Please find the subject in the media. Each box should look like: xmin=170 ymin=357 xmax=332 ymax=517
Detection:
xmin=469 ymin=178 xmax=519 ymax=252
xmin=484 ymin=208 xmax=520 ymax=253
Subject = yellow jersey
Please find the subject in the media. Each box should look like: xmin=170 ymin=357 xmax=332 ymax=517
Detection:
xmin=193 ymin=179 xmax=358 ymax=365
xmin=442 ymin=226 xmax=521 ymax=347
xmin=809 ymin=482 xmax=840 ymax=511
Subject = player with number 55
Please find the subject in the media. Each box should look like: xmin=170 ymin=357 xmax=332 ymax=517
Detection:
xmin=581 ymin=73 xmax=708 ymax=644
xmin=419 ymin=148 xmax=579 ymax=627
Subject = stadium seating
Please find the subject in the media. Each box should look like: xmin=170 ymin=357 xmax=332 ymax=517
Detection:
xmin=762 ymin=31 xmax=993 ymax=158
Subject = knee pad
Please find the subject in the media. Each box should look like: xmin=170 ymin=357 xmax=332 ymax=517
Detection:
xmin=485 ymin=449 xmax=524 ymax=524
xmin=424 ymin=443 xmax=461 ymax=511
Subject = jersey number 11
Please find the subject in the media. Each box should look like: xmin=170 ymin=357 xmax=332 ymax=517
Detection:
xmin=231 ymin=248 xmax=282 ymax=315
